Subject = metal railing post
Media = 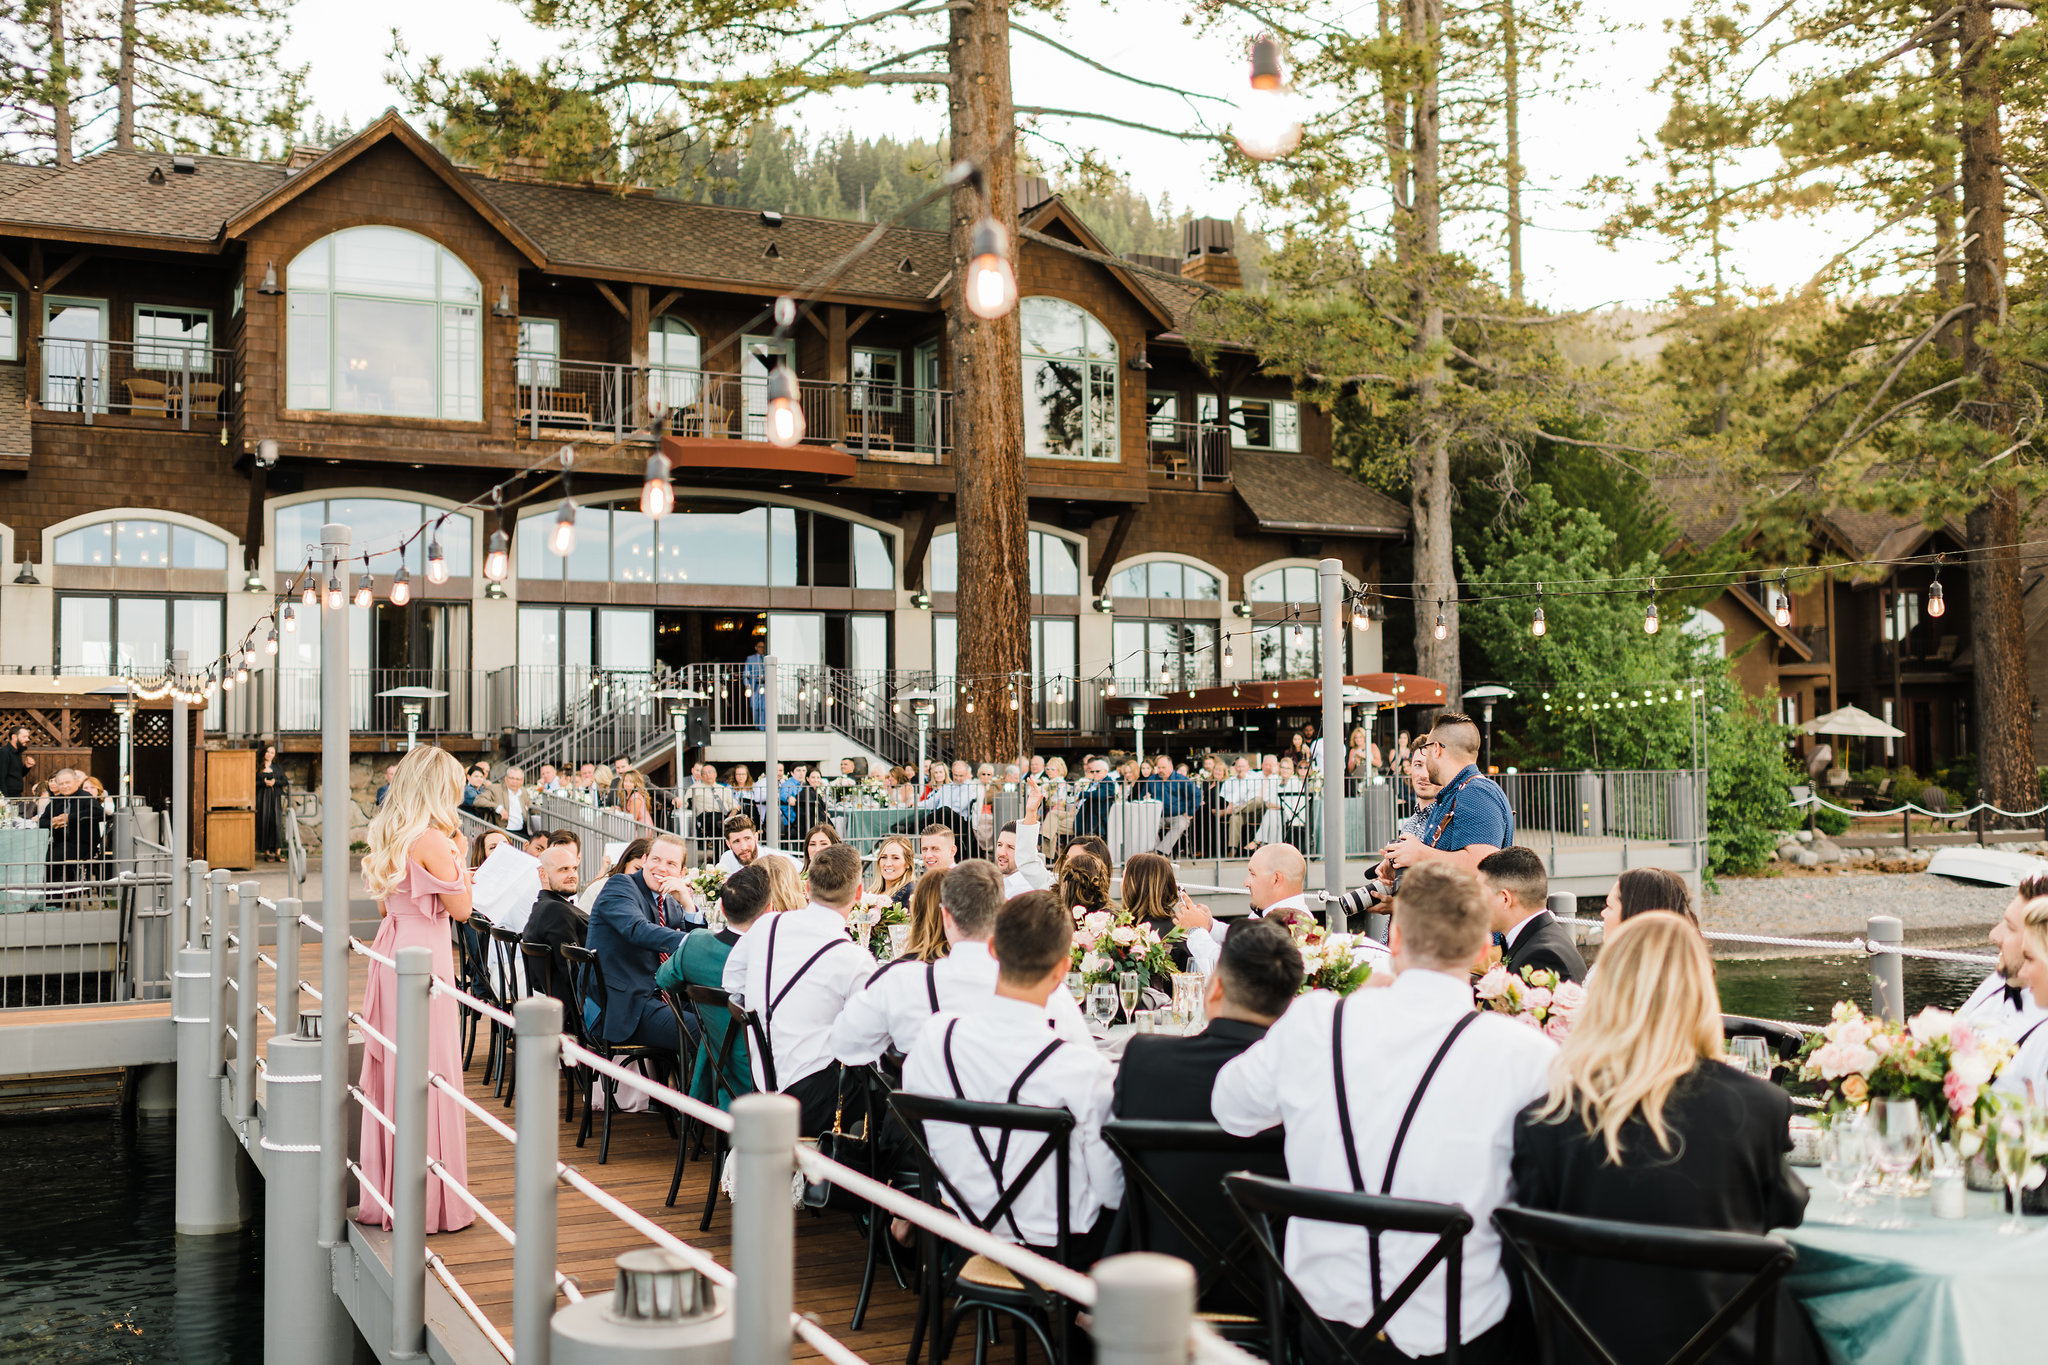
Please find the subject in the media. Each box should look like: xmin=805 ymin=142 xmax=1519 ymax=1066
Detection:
xmin=181 ymin=361 xmax=192 ymax=431
xmin=763 ymin=656 xmax=781 ymax=851
xmin=174 ymin=919 xmax=243 ymax=1232
xmin=208 ymin=868 xmax=232 ymax=1079
xmin=318 ymin=522 xmax=354 ymax=1251
xmin=185 ymin=857 xmax=209 ymax=962
xmin=263 ymin=1010 xmax=356 ymax=1365
xmin=275 ymin=896 xmax=301 ymax=1038
xmin=1319 ymin=558 xmax=1346 ymax=930
xmin=235 ymin=880 xmax=260 ymax=1119
xmin=171 ymin=648 xmax=191 ymax=936
xmin=1092 ymin=1254 xmax=1196 ymax=1365
xmin=730 ymin=1092 xmax=799 ymax=1365
xmin=1868 ymin=915 xmax=1905 ymax=1022
xmin=84 ymin=339 xmax=96 ymax=425
xmin=390 ymin=944 xmax=432 ymax=1360
xmin=514 ymin=996 xmax=563 ymax=1365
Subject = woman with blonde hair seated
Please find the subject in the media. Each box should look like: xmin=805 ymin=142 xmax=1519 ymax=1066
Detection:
xmin=1511 ymin=911 xmax=1814 ymax=1364
xmin=869 ymin=833 xmax=916 ymax=907
xmin=899 ymin=867 xmax=949 ymax=963
xmin=761 ymin=852 xmax=807 ymax=912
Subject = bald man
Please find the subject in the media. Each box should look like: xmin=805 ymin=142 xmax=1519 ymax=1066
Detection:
xmin=1174 ymin=842 xmax=1314 ymax=975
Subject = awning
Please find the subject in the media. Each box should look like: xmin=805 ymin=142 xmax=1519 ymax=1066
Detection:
xmin=1106 ymin=672 xmax=1444 ymax=717
xmin=1232 ymin=453 xmax=1410 ymax=538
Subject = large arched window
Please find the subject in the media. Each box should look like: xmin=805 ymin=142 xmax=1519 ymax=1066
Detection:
xmin=1021 ymin=297 xmax=1118 ymax=462
xmin=648 ymin=315 xmax=703 ymax=411
xmin=1248 ymin=566 xmax=1337 ymax=679
xmin=55 ymin=517 xmax=227 ymax=569
xmin=287 ymin=227 xmax=483 ymax=420
xmin=925 ymin=530 xmax=1080 ymax=595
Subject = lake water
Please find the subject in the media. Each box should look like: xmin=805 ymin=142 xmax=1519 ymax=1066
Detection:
xmin=0 ymin=1115 xmax=264 ymax=1363
xmin=1715 ymin=954 xmax=1984 ymax=1027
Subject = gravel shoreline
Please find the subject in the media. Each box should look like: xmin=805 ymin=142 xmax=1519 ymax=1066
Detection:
xmin=1698 ymin=871 xmax=2009 ymax=950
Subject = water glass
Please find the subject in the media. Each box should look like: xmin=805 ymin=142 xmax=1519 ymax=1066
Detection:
xmin=888 ymin=924 xmax=911 ymax=958
xmin=1118 ymin=971 xmax=1141 ymax=1022
xmin=1730 ymin=1035 xmax=1772 ymax=1080
xmin=1818 ymin=1118 xmax=1870 ymax=1223
xmin=1065 ymin=971 xmax=1085 ymax=1003
xmin=1088 ymin=982 xmax=1119 ymax=1030
xmin=1872 ymin=1098 xmax=1925 ymax=1229
xmin=1991 ymin=1104 xmax=2048 ymax=1234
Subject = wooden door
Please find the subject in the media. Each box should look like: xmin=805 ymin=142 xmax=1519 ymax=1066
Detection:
xmin=25 ymin=747 xmax=93 ymax=792
xmin=205 ymin=810 xmax=255 ymax=870
xmin=206 ymin=747 xmax=256 ymax=809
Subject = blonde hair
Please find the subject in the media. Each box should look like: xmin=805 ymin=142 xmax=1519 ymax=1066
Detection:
xmin=904 ymin=870 xmax=950 ymax=962
xmin=869 ymin=834 xmax=916 ymax=895
xmin=762 ymin=854 xmax=806 ymax=912
xmin=1534 ymin=911 xmax=1722 ymax=1163
xmin=2020 ymin=896 xmax=2048 ymax=964
xmin=363 ymin=746 xmax=464 ymax=899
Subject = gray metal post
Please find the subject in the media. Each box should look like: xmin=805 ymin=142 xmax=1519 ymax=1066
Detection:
xmin=185 ymin=858 xmax=209 ymax=966
xmin=318 ymin=523 xmax=354 ymax=1250
xmin=1319 ymin=559 xmax=1347 ymax=932
xmin=208 ymin=869 xmax=231 ymax=1080
xmin=1092 ymin=1254 xmax=1196 ymax=1365
xmin=390 ymin=944 xmax=432 ymax=1359
xmin=174 ymin=935 xmax=244 ymax=1233
xmin=730 ymin=1092 xmax=799 ymax=1365
xmin=263 ymin=1018 xmax=356 ymax=1365
xmin=1868 ymin=914 xmax=1906 ymax=1022
xmin=275 ymin=896 xmax=301 ymax=1038
xmin=170 ymin=646 xmax=190 ymax=935
xmin=117 ymin=700 xmax=135 ymax=803
xmin=515 ymin=996 xmax=563 ymax=1365
xmin=235 ymin=880 xmax=260 ymax=1120
xmin=763 ymin=655 xmax=781 ymax=851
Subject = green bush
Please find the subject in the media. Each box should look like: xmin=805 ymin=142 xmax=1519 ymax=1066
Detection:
xmin=1813 ymin=806 xmax=1852 ymax=837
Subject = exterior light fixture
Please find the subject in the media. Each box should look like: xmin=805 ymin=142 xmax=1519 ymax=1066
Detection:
xmin=550 ymin=499 xmax=578 ymax=557
xmin=301 ymin=579 xmax=318 ymax=608
xmin=484 ymin=530 xmax=510 ymax=583
xmin=1235 ymin=34 xmax=1304 ymax=161
xmin=281 ymin=605 xmax=296 ymax=634
xmin=764 ymin=364 xmax=805 ymax=448
xmin=1926 ymin=570 xmax=1946 ymax=618
xmin=1643 ymin=597 xmax=1660 ymax=634
xmin=1773 ymin=572 xmax=1793 ymax=628
xmin=258 ymin=261 xmax=282 ymax=294
xmin=911 ymin=589 xmax=931 ymax=610
xmin=353 ymin=569 xmax=374 ymax=609
xmin=324 ymin=574 xmax=344 ymax=610
xmin=243 ymin=571 xmax=266 ymax=593
xmin=389 ymin=565 xmax=412 ymax=607
xmin=640 ymin=454 xmax=674 ymax=519
xmin=1094 ymin=593 xmax=1115 ymax=615
xmin=1433 ymin=600 xmax=1448 ymax=642
xmin=426 ymin=536 xmax=449 ymax=584
xmin=965 ymin=218 xmax=1018 ymax=321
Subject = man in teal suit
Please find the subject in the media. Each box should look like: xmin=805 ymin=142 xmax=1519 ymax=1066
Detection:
xmin=656 ymin=863 xmax=770 ymax=1108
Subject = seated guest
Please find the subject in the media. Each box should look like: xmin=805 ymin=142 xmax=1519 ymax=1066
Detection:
xmin=1058 ymin=833 xmax=1114 ymax=875
xmin=1111 ymin=920 xmax=1300 ymax=1309
xmin=1958 ymin=873 xmax=2048 ymax=1043
xmin=901 ymin=890 xmax=1123 ymax=1267
xmin=1120 ymin=852 xmax=1194 ymax=980
xmin=1599 ymin=867 xmax=1696 ymax=936
xmin=1511 ymin=911 xmax=1814 ymax=1365
xmin=995 ymin=779 xmax=1054 ymax=897
xmin=869 ymin=834 xmax=917 ymax=909
xmin=832 ymin=861 xmax=1090 ymax=1065
xmin=1173 ymin=841 xmax=1318 ymax=973
xmin=713 ymin=811 xmax=798 ymax=876
xmin=1213 ymin=862 xmax=1556 ymax=1365
xmin=1060 ymin=851 xmax=1113 ymax=926
xmin=1993 ymin=892 xmax=2048 ymax=1099
xmin=1477 ymin=846 xmax=1586 ymax=983
xmin=898 ymin=869 xmax=951 ymax=963
xmin=721 ymin=842 xmax=874 ymax=1134
xmin=1138 ymin=752 xmax=1205 ymax=858
xmin=762 ymin=854 xmax=807 ymax=912
xmin=803 ymin=821 xmax=843 ymax=871
xmin=523 ymin=829 xmax=552 ymax=857
xmin=657 ymin=865 xmax=771 ymax=1109
xmin=521 ymin=842 xmax=588 ymax=1009
xmin=919 ymin=822 xmax=958 ymax=875
xmin=586 ymin=833 xmax=702 ymax=1053
xmin=576 ymin=836 xmax=648 ymax=915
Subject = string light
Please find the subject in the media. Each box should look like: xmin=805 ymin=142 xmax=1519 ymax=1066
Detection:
xmin=426 ymin=523 xmax=450 ymax=584
xmin=282 ymin=604 xmax=296 ymax=634
xmin=235 ymin=657 xmax=250 ymax=685
xmin=1433 ymin=600 xmax=1448 ymax=642
xmin=640 ymin=454 xmax=675 ymax=519
xmin=324 ymin=573 xmax=344 ymax=611
xmin=550 ymin=499 xmax=578 ymax=557
xmin=265 ymin=627 xmax=279 ymax=655
xmin=1222 ymin=639 xmax=1234 ymax=668
xmin=483 ymin=530 xmax=510 ymax=583
xmin=764 ymin=364 xmax=805 ymax=448
xmin=353 ymin=568 xmax=374 ymax=609
xmin=1773 ymin=572 xmax=1793 ymax=628
xmin=389 ymin=565 xmax=411 ymax=607
xmin=1926 ymin=563 xmax=1946 ymax=618
xmin=965 ymin=217 xmax=1019 ymax=320
xmin=1236 ymin=33 xmax=1304 ymax=160
xmin=1290 ymin=616 xmax=1305 ymax=649
xmin=1643 ymin=595 xmax=1660 ymax=635
xmin=300 ymin=577 xmax=317 ymax=609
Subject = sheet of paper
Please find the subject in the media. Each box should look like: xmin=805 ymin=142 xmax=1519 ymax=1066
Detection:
xmin=471 ymin=842 xmax=542 ymax=999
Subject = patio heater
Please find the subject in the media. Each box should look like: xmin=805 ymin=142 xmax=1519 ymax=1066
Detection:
xmin=899 ymin=687 xmax=939 ymax=779
xmin=1124 ymin=690 xmax=1164 ymax=768
xmin=653 ymin=686 xmax=709 ymax=785
xmin=1463 ymin=685 xmax=1515 ymax=773
xmin=88 ymin=683 xmax=139 ymax=804
xmin=375 ymin=685 xmax=448 ymax=753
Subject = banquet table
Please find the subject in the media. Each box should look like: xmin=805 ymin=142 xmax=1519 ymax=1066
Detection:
xmin=0 ymin=825 xmax=49 ymax=913
xmin=1786 ymin=1168 xmax=2048 ymax=1365
xmin=831 ymin=806 xmax=906 ymax=853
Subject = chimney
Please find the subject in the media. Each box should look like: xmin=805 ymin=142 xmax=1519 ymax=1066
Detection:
xmin=1181 ymin=218 xmax=1242 ymax=291
xmin=1123 ymin=251 xmax=1180 ymax=276
xmin=496 ymin=155 xmax=551 ymax=184
xmin=1016 ymin=175 xmax=1052 ymax=211
xmin=285 ymin=145 xmax=325 ymax=171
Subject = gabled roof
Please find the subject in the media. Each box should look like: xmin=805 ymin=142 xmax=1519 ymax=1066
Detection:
xmin=223 ymin=110 xmax=547 ymax=267
xmin=1021 ymin=198 xmax=1177 ymax=331
xmin=0 ymin=152 xmax=285 ymax=250
xmin=1233 ymin=453 xmax=1409 ymax=537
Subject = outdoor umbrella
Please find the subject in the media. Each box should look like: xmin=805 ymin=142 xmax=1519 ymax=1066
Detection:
xmin=1802 ymin=704 xmax=1905 ymax=738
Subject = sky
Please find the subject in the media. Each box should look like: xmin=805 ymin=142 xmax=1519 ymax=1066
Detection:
xmin=279 ymin=0 xmax=1847 ymax=313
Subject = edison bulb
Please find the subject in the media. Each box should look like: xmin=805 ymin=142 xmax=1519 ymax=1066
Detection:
xmin=483 ymin=530 xmax=510 ymax=583
xmin=641 ymin=454 xmax=675 ymax=519
xmin=389 ymin=568 xmax=412 ymax=607
xmin=965 ymin=217 xmax=1018 ymax=320
xmin=425 ymin=540 xmax=449 ymax=585
xmin=550 ymin=499 xmax=578 ymax=557
xmin=1531 ymin=607 xmax=1547 ymax=638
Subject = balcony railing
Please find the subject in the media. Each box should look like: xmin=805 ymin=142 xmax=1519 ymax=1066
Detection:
xmin=1146 ymin=419 xmax=1232 ymax=486
xmin=217 ymin=668 xmax=484 ymax=737
xmin=517 ymin=356 xmax=950 ymax=462
xmin=37 ymin=336 xmax=236 ymax=429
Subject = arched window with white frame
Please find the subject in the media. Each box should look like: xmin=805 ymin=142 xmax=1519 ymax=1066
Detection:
xmin=286 ymin=227 xmax=483 ymax=420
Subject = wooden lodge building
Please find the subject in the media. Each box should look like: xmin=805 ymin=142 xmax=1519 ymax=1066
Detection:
xmin=0 ymin=112 xmax=1408 ymax=776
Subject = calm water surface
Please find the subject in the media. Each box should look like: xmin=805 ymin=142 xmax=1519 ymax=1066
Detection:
xmin=1715 ymin=954 xmax=1984 ymax=1026
xmin=0 ymin=1116 xmax=263 ymax=1363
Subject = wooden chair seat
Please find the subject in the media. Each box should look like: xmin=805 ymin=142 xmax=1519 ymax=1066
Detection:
xmin=957 ymin=1253 xmax=1037 ymax=1291
xmin=1198 ymin=1313 xmax=1259 ymax=1325
xmin=124 ymin=378 xmax=169 ymax=415
xmin=188 ymin=381 xmax=224 ymax=417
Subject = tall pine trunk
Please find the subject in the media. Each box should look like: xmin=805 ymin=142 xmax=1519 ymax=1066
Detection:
xmin=1503 ymin=0 xmax=1523 ymax=306
xmin=946 ymin=0 xmax=1029 ymax=762
xmin=1958 ymin=0 xmax=2033 ymax=816
xmin=116 ymin=0 xmax=137 ymax=152
xmin=1408 ymin=0 xmax=1460 ymax=704
xmin=49 ymin=0 xmax=71 ymax=166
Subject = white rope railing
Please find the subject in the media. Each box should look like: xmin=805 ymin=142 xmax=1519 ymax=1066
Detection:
xmin=557 ymin=1035 xmax=735 ymax=1134
xmin=1793 ymin=790 xmax=2048 ymax=821
xmin=430 ymin=1072 xmax=518 ymax=1144
xmin=430 ymin=977 xmax=516 ymax=1031
xmin=428 ymin=1252 xmax=514 ymax=1362
xmin=298 ymin=913 xmax=323 ymax=935
xmin=349 ymin=937 xmax=397 ymax=969
xmin=1699 ymin=928 xmax=1997 ymax=966
xmin=256 ymin=951 xmax=277 ymax=969
xmin=349 ymin=1010 xmax=395 ymax=1057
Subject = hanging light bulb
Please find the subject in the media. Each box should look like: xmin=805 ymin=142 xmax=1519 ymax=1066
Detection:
xmin=484 ymin=529 xmax=510 ymax=583
xmin=1105 ymin=679 xmax=1117 ymax=697
xmin=1235 ymin=33 xmax=1304 ymax=161
xmin=1432 ymin=600 xmax=1448 ymax=642
xmin=1157 ymin=661 xmax=1171 ymax=687
xmin=1222 ymin=639 xmax=1235 ymax=668
xmin=265 ymin=626 xmax=279 ymax=655
xmin=1353 ymin=604 xmax=1369 ymax=632
xmin=965 ymin=698 xmax=975 ymax=714
xmin=301 ymin=579 xmax=318 ymax=609
xmin=353 ymin=569 xmax=374 ymax=609
xmin=1290 ymin=617 xmax=1305 ymax=649
xmin=1052 ymin=682 xmax=1065 ymax=704
xmin=235 ymin=657 xmax=250 ymax=684
xmin=550 ymin=499 xmax=579 ymax=557
xmin=1531 ymin=605 xmax=1547 ymax=638
xmin=641 ymin=453 xmax=675 ymax=519
xmin=1009 ymin=692 xmax=1020 ymax=712
xmin=965 ymin=217 xmax=1019 ymax=321
xmin=425 ymin=535 xmax=449 ymax=585
xmin=764 ymin=364 xmax=805 ymax=448
xmin=1643 ymin=597 xmax=1660 ymax=634
xmin=282 ymin=604 xmax=297 ymax=634
xmin=1770 ymin=572 xmax=1792 ymax=628
xmin=325 ymin=574 xmax=344 ymax=610
xmin=389 ymin=565 xmax=412 ymax=607
xmin=222 ymin=671 xmax=234 ymax=692
xmin=1926 ymin=572 xmax=1946 ymax=618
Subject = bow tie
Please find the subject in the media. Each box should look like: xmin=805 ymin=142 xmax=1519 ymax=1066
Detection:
xmin=2006 ymin=983 xmax=2027 ymax=1009
xmin=1492 ymin=932 xmax=1508 ymax=951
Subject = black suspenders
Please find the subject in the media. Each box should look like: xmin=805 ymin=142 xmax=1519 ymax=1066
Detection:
xmin=939 ymin=1018 xmax=1066 ymax=1242
xmin=761 ymin=913 xmax=850 ymax=1051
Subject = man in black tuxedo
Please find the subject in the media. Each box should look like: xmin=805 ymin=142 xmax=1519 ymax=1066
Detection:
xmin=1477 ymin=845 xmax=1586 ymax=983
xmin=1110 ymin=920 xmax=1301 ymax=1312
xmin=521 ymin=841 xmax=588 ymax=1010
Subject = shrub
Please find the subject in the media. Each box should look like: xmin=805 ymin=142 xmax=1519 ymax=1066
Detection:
xmin=1813 ymin=806 xmax=1852 ymax=837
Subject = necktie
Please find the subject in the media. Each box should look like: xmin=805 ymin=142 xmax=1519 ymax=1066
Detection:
xmin=2006 ymin=983 xmax=2026 ymax=1009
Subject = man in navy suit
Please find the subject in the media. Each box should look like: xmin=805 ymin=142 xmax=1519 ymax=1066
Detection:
xmin=586 ymin=832 xmax=703 ymax=1052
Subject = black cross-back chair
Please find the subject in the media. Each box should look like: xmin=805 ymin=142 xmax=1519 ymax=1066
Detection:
xmin=664 ymin=984 xmax=755 ymax=1225
xmin=889 ymin=1090 xmax=1078 ymax=1365
xmin=1101 ymin=1119 xmax=1286 ymax=1344
xmin=848 ymin=1058 xmax=918 ymax=1332
xmin=454 ymin=914 xmax=502 ymax=1078
xmin=1224 ymin=1171 xmax=1474 ymax=1365
xmin=517 ymin=940 xmax=577 ymax=1123
xmin=1721 ymin=1015 xmax=1807 ymax=1067
xmin=1491 ymin=1206 xmax=1798 ymax=1365
xmin=558 ymin=943 xmax=677 ymax=1164
xmin=485 ymin=923 xmax=527 ymax=1103
xmin=688 ymin=995 xmax=768 ymax=1230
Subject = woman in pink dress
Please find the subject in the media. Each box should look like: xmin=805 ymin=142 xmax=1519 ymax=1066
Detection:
xmin=355 ymin=744 xmax=475 ymax=1232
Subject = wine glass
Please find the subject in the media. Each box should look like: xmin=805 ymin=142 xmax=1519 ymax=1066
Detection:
xmin=1871 ymin=1098 xmax=1925 ymax=1229
xmin=1990 ymin=1103 xmax=2046 ymax=1235
xmin=1818 ymin=1118 xmax=1870 ymax=1224
xmin=1088 ymin=982 xmax=1119 ymax=1031
xmin=1730 ymin=1035 xmax=1771 ymax=1080
xmin=1118 ymin=971 xmax=1141 ymax=1022
xmin=1065 ymin=971 xmax=1085 ymax=1003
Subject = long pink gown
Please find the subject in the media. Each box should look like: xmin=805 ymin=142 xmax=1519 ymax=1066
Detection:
xmin=355 ymin=856 xmax=474 ymax=1232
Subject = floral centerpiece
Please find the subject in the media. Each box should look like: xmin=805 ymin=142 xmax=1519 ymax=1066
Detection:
xmin=1798 ymin=1003 xmax=2014 ymax=1147
xmin=1071 ymin=910 xmax=1181 ymax=986
xmin=1475 ymin=965 xmax=1583 ymax=1041
xmin=1284 ymin=918 xmax=1375 ymax=995
xmin=857 ymin=893 xmax=909 ymax=961
xmin=687 ymin=866 xmax=727 ymax=903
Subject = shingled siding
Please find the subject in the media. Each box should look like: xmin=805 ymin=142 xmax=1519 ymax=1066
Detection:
xmin=10 ymin=421 xmax=248 ymax=552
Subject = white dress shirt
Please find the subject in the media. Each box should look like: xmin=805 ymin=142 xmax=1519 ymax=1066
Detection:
xmin=1001 ymin=821 xmax=1053 ymax=898
xmin=828 ymin=939 xmax=1091 ymax=1064
xmin=1191 ymin=890 xmax=1323 ymax=973
xmin=1956 ymin=971 xmax=2048 ymax=1044
xmin=901 ymin=995 xmax=1123 ymax=1248
xmin=721 ymin=903 xmax=874 ymax=1091
xmin=1212 ymin=970 xmax=1556 ymax=1357
xmin=921 ymin=780 xmax=982 ymax=823
xmin=500 ymin=787 xmax=526 ymax=832
xmin=1993 ymin=1013 xmax=2048 ymax=1102
xmin=714 ymin=845 xmax=799 ymax=877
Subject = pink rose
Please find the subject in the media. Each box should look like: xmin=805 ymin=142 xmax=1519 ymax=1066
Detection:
xmin=1552 ymin=981 xmax=1586 ymax=1014
xmin=1110 ymin=926 xmax=1139 ymax=946
xmin=1944 ymin=1070 xmax=1979 ymax=1116
xmin=1523 ymin=986 xmax=1554 ymax=1013
xmin=1515 ymin=1012 xmax=1544 ymax=1031
xmin=1542 ymin=1014 xmax=1571 ymax=1042
xmin=1476 ymin=966 xmax=1513 ymax=1002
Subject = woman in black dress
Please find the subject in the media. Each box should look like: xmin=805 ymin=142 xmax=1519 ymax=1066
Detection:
xmin=255 ymin=743 xmax=289 ymax=861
